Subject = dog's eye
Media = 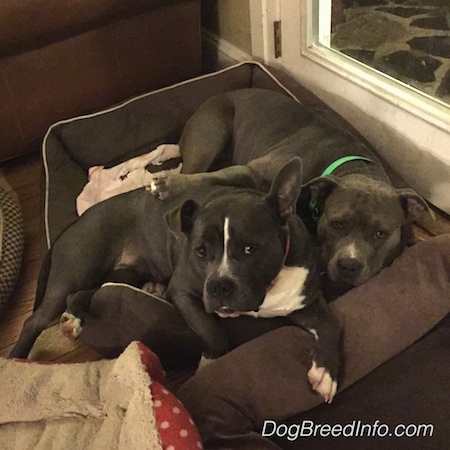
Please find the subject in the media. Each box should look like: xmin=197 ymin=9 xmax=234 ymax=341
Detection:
xmin=332 ymin=221 xmax=343 ymax=230
xmin=374 ymin=230 xmax=387 ymax=239
xmin=195 ymin=246 xmax=207 ymax=258
xmin=244 ymin=244 xmax=256 ymax=255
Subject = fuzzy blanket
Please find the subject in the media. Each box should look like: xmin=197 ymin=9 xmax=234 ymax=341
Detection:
xmin=0 ymin=341 xmax=202 ymax=450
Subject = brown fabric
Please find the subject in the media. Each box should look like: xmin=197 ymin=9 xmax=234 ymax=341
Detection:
xmin=177 ymin=234 xmax=450 ymax=449
xmin=0 ymin=0 xmax=186 ymax=57
xmin=0 ymin=0 xmax=201 ymax=162
xmin=277 ymin=314 xmax=450 ymax=449
xmin=80 ymin=284 xmax=202 ymax=368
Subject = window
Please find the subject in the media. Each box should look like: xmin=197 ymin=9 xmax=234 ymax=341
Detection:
xmin=322 ymin=0 xmax=450 ymax=106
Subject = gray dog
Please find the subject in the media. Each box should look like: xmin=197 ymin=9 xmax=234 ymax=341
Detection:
xmin=151 ymin=88 xmax=428 ymax=292
xmin=10 ymin=158 xmax=340 ymax=403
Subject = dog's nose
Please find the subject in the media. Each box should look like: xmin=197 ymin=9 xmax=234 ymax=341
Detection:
xmin=337 ymin=257 xmax=362 ymax=278
xmin=206 ymin=276 xmax=236 ymax=299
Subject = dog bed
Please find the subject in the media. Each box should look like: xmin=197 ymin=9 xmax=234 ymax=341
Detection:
xmin=43 ymin=61 xmax=352 ymax=365
xmin=42 ymin=62 xmax=450 ymax=448
xmin=1 ymin=341 xmax=202 ymax=449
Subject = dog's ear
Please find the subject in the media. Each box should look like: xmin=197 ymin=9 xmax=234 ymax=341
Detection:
xmin=164 ymin=199 xmax=200 ymax=238
xmin=266 ymin=157 xmax=303 ymax=218
xmin=397 ymin=188 xmax=433 ymax=221
xmin=305 ymin=175 xmax=340 ymax=204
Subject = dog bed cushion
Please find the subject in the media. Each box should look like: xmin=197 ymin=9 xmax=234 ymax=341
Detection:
xmin=1 ymin=341 xmax=202 ymax=450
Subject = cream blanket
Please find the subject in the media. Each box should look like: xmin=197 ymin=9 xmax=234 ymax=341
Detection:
xmin=0 ymin=342 xmax=163 ymax=450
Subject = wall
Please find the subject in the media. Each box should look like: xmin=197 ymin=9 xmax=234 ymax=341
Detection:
xmin=201 ymin=0 xmax=252 ymax=55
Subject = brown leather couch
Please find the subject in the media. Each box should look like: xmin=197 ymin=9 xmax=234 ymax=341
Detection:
xmin=0 ymin=0 xmax=201 ymax=162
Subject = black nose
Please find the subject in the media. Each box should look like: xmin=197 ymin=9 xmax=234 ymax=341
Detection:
xmin=337 ymin=257 xmax=362 ymax=278
xmin=206 ymin=276 xmax=236 ymax=300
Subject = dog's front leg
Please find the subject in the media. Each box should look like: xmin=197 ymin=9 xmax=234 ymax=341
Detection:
xmin=172 ymin=291 xmax=228 ymax=369
xmin=289 ymin=297 xmax=341 ymax=403
xmin=150 ymin=166 xmax=259 ymax=200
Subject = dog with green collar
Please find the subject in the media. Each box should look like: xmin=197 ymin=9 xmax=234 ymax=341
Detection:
xmin=151 ymin=88 xmax=429 ymax=293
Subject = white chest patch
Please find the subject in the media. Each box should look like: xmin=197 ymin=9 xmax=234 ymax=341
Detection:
xmin=243 ymin=266 xmax=309 ymax=318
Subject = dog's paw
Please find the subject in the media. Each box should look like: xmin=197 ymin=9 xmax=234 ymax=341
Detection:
xmin=197 ymin=355 xmax=217 ymax=372
xmin=142 ymin=281 xmax=167 ymax=298
xmin=147 ymin=171 xmax=167 ymax=199
xmin=60 ymin=312 xmax=82 ymax=340
xmin=147 ymin=171 xmax=183 ymax=200
xmin=147 ymin=170 xmax=190 ymax=200
xmin=307 ymin=361 xmax=338 ymax=404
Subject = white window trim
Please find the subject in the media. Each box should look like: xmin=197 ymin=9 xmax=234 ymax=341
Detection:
xmin=296 ymin=1 xmax=450 ymax=131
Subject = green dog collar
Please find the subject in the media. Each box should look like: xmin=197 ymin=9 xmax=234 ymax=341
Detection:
xmin=308 ymin=155 xmax=374 ymax=216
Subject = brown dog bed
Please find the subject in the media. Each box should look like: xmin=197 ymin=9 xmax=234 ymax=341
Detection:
xmin=42 ymin=62 xmax=450 ymax=449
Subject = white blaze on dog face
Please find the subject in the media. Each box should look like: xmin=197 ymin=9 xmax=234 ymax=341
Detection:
xmin=218 ymin=216 xmax=231 ymax=277
xmin=345 ymin=242 xmax=359 ymax=260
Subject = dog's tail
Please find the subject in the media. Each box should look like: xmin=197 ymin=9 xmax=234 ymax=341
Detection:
xmin=33 ymin=247 xmax=53 ymax=312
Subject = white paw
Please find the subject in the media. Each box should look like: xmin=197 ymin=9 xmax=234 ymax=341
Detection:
xmin=197 ymin=355 xmax=216 ymax=371
xmin=307 ymin=361 xmax=338 ymax=404
xmin=60 ymin=312 xmax=82 ymax=340
xmin=146 ymin=174 xmax=170 ymax=200
xmin=148 ymin=181 xmax=157 ymax=194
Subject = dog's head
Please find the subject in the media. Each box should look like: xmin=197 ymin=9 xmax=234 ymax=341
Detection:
xmin=307 ymin=174 xmax=429 ymax=286
xmin=165 ymin=158 xmax=303 ymax=317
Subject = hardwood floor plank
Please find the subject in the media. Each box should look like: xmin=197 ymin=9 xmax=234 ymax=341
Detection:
xmin=0 ymin=313 xmax=30 ymax=355
xmin=2 ymin=154 xmax=42 ymax=188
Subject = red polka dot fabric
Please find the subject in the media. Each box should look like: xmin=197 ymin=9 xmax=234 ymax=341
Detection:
xmin=16 ymin=342 xmax=203 ymax=449
xmin=137 ymin=342 xmax=204 ymax=450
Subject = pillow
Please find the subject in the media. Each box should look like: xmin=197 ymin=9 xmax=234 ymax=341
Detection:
xmin=79 ymin=283 xmax=202 ymax=369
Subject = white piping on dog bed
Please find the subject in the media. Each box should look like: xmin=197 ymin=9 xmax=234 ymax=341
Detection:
xmin=100 ymin=282 xmax=172 ymax=306
xmin=42 ymin=61 xmax=300 ymax=249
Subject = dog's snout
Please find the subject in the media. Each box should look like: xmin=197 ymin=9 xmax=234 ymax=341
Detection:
xmin=337 ymin=257 xmax=362 ymax=278
xmin=206 ymin=276 xmax=236 ymax=300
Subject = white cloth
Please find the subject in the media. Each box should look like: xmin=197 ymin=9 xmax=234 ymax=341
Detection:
xmin=76 ymin=144 xmax=181 ymax=215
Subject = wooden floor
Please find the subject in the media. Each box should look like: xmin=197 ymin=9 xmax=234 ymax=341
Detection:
xmin=0 ymin=154 xmax=449 ymax=364
xmin=0 ymin=154 xmax=101 ymax=362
